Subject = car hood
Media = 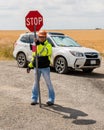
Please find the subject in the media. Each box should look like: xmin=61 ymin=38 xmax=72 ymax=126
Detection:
xmin=59 ymin=46 xmax=99 ymax=53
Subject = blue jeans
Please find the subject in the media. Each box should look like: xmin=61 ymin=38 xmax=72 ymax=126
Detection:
xmin=32 ymin=67 xmax=55 ymax=103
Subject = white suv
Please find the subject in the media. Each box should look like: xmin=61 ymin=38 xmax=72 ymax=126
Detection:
xmin=13 ymin=32 xmax=101 ymax=74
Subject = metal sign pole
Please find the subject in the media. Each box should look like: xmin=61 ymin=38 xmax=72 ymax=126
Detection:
xmin=34 ymin=25 xmax=41 ymax=108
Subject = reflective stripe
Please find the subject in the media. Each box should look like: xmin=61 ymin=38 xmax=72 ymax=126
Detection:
xmin=38 ymin=45 xmax=47 ymax=56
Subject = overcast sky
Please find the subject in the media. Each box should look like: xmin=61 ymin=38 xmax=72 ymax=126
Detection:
xmin=0 ymin=0 xmax=104 ymax=30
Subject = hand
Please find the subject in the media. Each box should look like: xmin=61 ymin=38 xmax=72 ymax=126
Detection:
xmin=35 ymin=40 xmax=40 ymax=45
xmin=27 ymin=67 xmax=31 ymax=73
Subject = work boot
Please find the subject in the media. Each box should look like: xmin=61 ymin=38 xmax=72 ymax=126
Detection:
xmin=31 ymin=102 xmax=38 ymax=105
xmin=46 ymin=101 xmax=54 ymax=106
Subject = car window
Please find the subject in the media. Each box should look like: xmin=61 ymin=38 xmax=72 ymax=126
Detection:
xmin=51 ymin=35 xmax=81 ymax=47
xmin=20 ymin=35 xmax=30 ymax=43
xmin=20 ymin=34 xmax=34 ymax=44
xmin=47 ymin=37 xmax=55 ymax=47
xmin=29 ymin=34 xmax=34 ymax=43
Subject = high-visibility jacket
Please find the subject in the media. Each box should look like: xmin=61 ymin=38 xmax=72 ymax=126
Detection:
xmin=28 ymin=40 xmax=52 ymax=68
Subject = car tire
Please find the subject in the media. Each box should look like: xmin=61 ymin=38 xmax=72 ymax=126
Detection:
xmin=54 ymin=56 xmax=68 ymax=74
xmin=82 ymin=68 xmax=94 ymax=73
xmin=16 ymin=52 xmax=27 ymax=68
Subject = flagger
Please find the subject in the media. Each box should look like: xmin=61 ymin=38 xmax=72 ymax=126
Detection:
xmin=27 ymin=30 xmax=55 ymax=106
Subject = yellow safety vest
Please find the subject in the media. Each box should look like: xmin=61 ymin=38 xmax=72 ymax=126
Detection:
xmin=28 ymin=40 xmax=52 ymax=68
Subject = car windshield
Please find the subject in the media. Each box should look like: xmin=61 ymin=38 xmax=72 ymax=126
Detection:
xmin=51 ymin=35 xmax=81 ymax=47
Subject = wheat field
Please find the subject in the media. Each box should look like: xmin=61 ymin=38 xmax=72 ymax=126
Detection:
xmin=0 ymin=29 xmax=104 ymax=59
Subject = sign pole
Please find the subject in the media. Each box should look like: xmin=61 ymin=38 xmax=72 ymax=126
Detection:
xmin=34 ymin=25 xmax=41 ymax=108
xmin=25 ymin=10 xmax=43 ymax=108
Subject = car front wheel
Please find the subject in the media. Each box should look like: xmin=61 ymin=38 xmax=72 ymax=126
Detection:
xmin=54 ymin=56 xmax=68 ymax=74
xmin=16 ymin=52 xmax=27 ymax=68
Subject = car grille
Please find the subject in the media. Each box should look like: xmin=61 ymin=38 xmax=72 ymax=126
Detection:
xmin=85 ymin=52 xmax=98 ymax=58
xmin=84 ymin=59 xmax=100 ymax=66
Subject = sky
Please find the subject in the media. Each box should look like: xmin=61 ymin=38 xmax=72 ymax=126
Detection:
xmin=0 ymin=0 xmax=104 ymax=30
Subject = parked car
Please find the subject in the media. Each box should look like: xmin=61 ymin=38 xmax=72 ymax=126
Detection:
xmin=13 ymin=32 xmax=102 ymax=74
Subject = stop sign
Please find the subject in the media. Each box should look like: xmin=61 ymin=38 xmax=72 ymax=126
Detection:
xmin=25 ymin=10 xmax=43 ymax=32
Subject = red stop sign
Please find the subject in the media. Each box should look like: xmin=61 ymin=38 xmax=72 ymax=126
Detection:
xmin=25 ymin=10 xmax=43 ymax=32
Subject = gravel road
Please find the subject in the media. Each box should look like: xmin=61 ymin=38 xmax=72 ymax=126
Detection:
xmin=0 ymin=60 xmax=104 ymax=130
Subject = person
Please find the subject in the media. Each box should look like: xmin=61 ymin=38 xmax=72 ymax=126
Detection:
xmin=27 ymin=30 xmax=55 ymax=106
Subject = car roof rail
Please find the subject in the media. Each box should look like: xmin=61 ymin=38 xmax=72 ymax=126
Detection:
xmin=48 ymin=32 xmax=64 ymax=35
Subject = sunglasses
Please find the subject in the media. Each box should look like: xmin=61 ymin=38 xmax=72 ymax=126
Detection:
xmin=39 ymin=36 xmax=46 ymax=38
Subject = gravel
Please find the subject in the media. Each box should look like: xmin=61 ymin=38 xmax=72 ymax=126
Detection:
xmin=0 ymin=60 xmax=104 ymax=130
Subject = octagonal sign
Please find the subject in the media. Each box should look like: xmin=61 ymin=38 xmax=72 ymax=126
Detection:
xmin=25 ymin=10 xmax=43 ymax=32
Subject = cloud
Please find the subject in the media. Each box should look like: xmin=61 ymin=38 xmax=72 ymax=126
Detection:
xmin=0 ymin=0 xmax=104 ymax=30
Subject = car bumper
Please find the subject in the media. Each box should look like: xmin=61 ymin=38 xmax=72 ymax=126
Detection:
xmin=13 ymin=51 xmax=16 ymax=58
xmin=73 ymin=58 xmax=101 ymax=69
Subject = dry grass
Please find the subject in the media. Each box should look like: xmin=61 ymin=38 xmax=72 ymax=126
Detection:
xmin=0 ymin=29 xmax=104 ymax=60
xmin=0 ymin=30 xmax=26 ymax=60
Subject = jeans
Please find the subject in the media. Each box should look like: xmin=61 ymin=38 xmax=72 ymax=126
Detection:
xmin=32 ymin=67 xmax=55 ymax=103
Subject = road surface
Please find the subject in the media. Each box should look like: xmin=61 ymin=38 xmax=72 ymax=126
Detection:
xmin=0 ymin=60 xmax=104 ymax=130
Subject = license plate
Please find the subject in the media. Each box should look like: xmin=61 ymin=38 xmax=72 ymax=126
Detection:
xmin=90 ymin=60 xmax=96 ymax=64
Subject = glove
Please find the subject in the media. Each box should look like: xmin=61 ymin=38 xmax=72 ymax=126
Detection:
xmin=27 ymin=67 xmax=31 ymax=73
xmin=35 ymin=40 xmax=40 ymax=45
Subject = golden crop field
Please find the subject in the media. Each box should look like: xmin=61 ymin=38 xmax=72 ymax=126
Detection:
xmin=0 ymin=29 xmax=104 ymax=60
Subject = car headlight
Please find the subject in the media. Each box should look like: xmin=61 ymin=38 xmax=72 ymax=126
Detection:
xmin=70 ymin=51 xmax=84 ymax=57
